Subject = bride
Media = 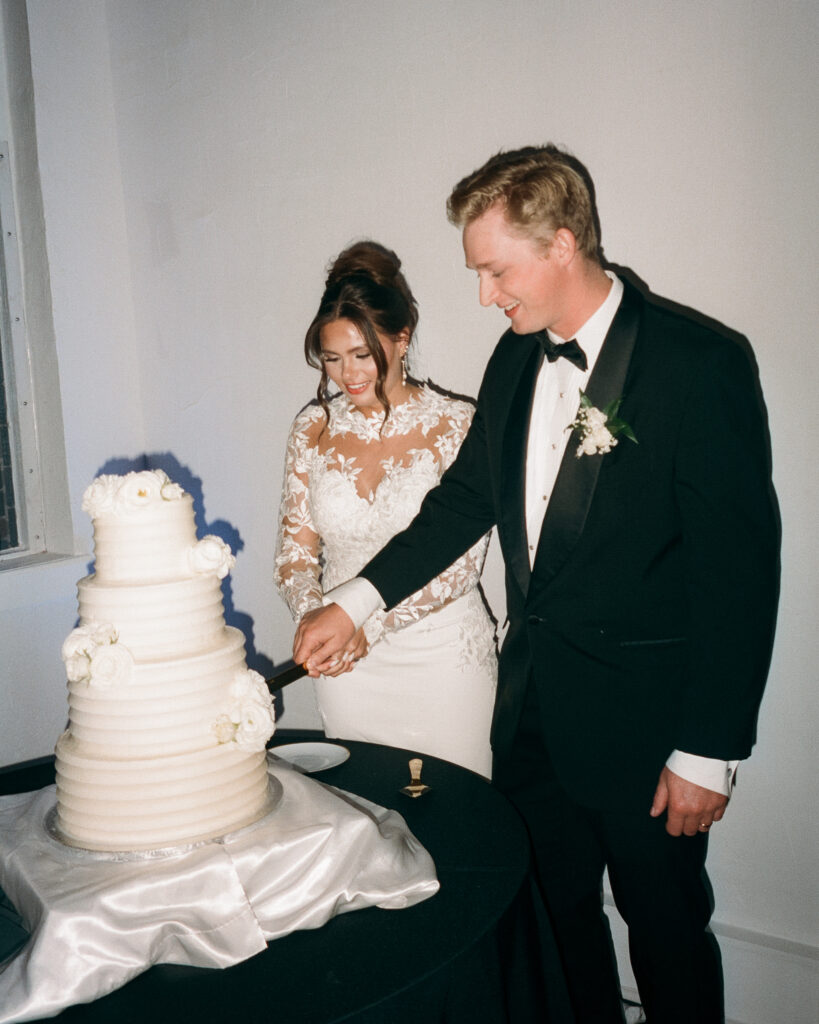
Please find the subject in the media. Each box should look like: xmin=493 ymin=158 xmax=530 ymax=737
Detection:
xmin=275 ymin=241 xmax=497 ymax=777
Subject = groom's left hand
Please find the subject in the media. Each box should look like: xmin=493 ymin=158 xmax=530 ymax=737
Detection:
xmin=650 ymin=766 xmax=728 ymax=837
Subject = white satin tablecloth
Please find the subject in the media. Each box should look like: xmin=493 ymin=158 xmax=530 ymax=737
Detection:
xmin=0 ymin=757 xmax=439 ymax=1023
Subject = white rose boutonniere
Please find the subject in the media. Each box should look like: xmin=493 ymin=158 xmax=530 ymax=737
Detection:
xmin=568 ymin=391 xmax=637 ymax=458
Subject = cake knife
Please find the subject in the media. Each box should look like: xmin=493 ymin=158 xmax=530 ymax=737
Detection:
xmin=265 ymin=661 xmax=308 ymax=692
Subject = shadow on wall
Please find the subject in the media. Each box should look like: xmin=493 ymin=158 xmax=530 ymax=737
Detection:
xmin=89 ymin=452 xmax=283 ymax=718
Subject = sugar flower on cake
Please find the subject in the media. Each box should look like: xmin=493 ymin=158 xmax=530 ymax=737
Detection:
xmin=87 ymin=643 xmax=135 ymax=690
xmin=61 ymin=622 xmax=133 ymax=688
xmin=82 ymin=468 xmax=185 ymax=518
xmin=188 ymin=535 xmax=236 ymax=579
xmin=212 ymin=669 xmax=276 ymax=751
xmin=81 ymin=475 xmax=120 ymax=518
xmin=114 ymin=469 xmax=178 ymax=513
xmin=158 ymin=472 xmax=185 ymax=502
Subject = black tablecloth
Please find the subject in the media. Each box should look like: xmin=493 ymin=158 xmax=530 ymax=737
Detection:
xmin=1 ymin=733 xmax=572 ymax=1023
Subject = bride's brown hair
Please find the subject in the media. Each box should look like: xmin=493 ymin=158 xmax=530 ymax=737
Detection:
xmin=304 ymin=241 xmax=419 ymax=424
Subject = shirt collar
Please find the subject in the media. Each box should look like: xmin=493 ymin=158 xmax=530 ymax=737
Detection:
xmin=546 ymin=271 xmax=623 ymax=373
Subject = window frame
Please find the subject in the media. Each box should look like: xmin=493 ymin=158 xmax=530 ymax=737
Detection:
xmin=0 ymin=139 xmax=44 ymax=560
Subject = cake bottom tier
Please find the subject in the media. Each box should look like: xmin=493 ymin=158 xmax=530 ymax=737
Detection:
xmin=54 ymin=733 xmax=274 ymax=852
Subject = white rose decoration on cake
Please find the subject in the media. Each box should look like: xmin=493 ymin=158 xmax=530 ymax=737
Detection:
xmin=212 ymin=669 xmax=275 ymax=751
xmin=188 ymin=535 xmax=236 ymax=579
xmin=158 ymin=473 xmax=184 ymax=502
xmin=88 ymin=643 xmax=134 ymax=689
xmin=61 ymin=623 xmax=110 ymax=682
xmin=81 ymin=476 xmax=120 ymax=518
xmin=61 ymin=622 xmax=117 ymax=657
xmin=61 ymin=622 xmax=133 ymax=688
xmin=63 ymin=651 xmax=92 ymax=684
xmin=114 ymin=470 xmax=166 ymax=512
xmin=231 ymin=670 xmax=276 ymax=750
xmin=82 ymin=469 xmax=184 ymax=518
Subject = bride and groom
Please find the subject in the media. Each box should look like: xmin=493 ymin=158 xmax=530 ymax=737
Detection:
xmin=280 ymin=144 xmax=779 ymax=1023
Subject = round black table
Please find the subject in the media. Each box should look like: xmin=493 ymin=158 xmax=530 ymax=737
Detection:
xmin=0 ymin=732 xmax=572 ymax=1023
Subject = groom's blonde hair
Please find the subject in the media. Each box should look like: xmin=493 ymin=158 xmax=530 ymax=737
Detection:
xmin=447 ymin=145 xmax=601 ymax=262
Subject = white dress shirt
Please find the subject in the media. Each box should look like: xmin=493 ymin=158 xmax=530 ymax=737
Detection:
xmin=325 ymin=273 xmax=736 ymax=797
xmin=524 ymin=273 xmax=622 ymax=563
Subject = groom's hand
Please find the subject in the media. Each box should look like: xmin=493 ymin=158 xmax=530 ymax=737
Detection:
xmin=650 ymin=766 xmax=728 ymax=836
xmin=294 ymin=604 xmax=356 ymax=677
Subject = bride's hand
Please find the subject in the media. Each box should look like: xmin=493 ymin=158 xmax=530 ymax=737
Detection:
xmin=321 ymin=628 xmax=369 ymax=677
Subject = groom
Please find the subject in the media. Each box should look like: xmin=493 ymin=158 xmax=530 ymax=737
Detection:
xmin=294 ymin=145 xmax=779 ymax=1022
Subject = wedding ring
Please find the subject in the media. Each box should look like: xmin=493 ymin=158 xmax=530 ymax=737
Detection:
xmin=698 ymin=823 xmax=711 ymax=830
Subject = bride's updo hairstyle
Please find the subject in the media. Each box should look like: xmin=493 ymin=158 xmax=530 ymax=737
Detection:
xmin=305 ymin=240 xmax=419 ymax=423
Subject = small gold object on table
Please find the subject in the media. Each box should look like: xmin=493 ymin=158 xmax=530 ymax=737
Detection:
xmin=401 ymin=758 xmax=431 ymax=798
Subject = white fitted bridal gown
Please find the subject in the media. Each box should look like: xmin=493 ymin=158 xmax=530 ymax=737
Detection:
xmin=275 ymin=386 xmax=497 ymax=777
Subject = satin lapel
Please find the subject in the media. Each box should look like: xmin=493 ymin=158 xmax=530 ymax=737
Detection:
xmin=500 ymin=340 xmax=543 ymax=600
xmin=531 ymin=282 xmax=643 ymax=587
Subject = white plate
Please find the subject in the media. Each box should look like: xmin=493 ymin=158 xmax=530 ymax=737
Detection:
xmin=269 ymin=741 xmax=350 ymax=773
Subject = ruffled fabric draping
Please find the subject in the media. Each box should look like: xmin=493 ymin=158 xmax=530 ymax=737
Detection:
xmin=0 ymin=757 xmax=438 ymax=1023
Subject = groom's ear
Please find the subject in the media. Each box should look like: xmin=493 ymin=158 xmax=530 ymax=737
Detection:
xmin=549 ymin=227 xmax=578 ymax=265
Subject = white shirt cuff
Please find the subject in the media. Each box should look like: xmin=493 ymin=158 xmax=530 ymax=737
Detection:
xmin=322 ymin=578 xmax=385 ymax=631
xmin=666 ymin=750 xmax=739 ymax=797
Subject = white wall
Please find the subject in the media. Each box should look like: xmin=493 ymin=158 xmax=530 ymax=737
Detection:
xmin=2 ymin=1 xmax=816 ymax=1019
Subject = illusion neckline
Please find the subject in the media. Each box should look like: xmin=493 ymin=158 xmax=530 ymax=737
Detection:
xmin=339 ymin=384 xmax=425 ymax=420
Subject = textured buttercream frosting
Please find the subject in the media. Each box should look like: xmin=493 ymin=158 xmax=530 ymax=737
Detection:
xmin=55 ymin=470 xmax=276 ymax=852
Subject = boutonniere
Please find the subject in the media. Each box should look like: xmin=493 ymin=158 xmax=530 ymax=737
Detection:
xmin=567 ymin=391 xmax=638 ymax=458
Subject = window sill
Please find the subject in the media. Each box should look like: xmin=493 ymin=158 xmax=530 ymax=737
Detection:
xmin=0 ymin=552 xmax=89 ymax=609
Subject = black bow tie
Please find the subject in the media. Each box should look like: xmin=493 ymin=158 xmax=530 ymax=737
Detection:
xmin=537 ymin=333 xmax=588 ymax=372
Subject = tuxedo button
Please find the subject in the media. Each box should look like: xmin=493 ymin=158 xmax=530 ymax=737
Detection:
xmin=527 ymin=615 xmax=544 ymax=625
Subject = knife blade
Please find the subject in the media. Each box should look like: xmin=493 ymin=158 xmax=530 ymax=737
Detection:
xmin=266 ymin=661 xmax=309 ymax=692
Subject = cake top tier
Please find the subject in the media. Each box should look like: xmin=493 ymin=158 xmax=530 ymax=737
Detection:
xmin=82 ymin=469 xmax=186 ymax=521
xmin=83 ymin=470 xmax=235 ymax=584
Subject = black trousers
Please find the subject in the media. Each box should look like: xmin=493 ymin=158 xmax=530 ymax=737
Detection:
xmin=493 ymin=681 xmax=724 ymax=1024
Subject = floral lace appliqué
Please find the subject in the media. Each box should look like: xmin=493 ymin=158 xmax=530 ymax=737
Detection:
xmin=275 ymin=387 xmax=492 ymax=666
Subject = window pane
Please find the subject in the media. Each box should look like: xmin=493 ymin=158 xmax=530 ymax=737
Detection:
xmin=0 ymin=344 xmax=19 ymax=552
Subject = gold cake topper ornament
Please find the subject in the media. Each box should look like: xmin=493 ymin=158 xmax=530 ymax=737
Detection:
xmin=400 ymin=758 xmax=431 ymax=798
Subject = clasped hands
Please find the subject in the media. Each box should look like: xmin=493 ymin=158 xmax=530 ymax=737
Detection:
xmin=294 ymin=603 xmax=360 ymax=678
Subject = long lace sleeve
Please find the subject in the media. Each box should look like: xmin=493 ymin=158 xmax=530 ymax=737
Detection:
xmin=361 ymin=533 xmax=490 ymax=646
xmin=274 ymin=411 xmax=325 ymax=622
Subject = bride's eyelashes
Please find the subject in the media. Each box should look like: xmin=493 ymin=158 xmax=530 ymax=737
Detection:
xmin=320 ymin=352 xmax=373 ymax=363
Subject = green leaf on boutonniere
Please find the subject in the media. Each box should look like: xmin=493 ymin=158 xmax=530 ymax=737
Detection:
xmin=611 ymin=418 xmax=638 ymax=444
xmin=568 ymin=390 xmax=638 ymax=457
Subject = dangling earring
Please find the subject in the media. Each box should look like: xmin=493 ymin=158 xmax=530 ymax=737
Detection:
xmin=401 ymin=351 xmax=407 ymax=386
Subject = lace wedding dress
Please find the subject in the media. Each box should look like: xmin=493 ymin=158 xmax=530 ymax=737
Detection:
xmin=275 ymin=386 xmax=497 ymax=777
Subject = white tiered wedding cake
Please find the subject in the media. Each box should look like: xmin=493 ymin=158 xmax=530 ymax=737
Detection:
xmin=54 ymin=469 xmax=276 ymax=852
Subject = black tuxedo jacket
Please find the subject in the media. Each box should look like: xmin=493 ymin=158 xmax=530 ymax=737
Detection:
xmin=362 ymin=281 xmax=779 ymax=811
